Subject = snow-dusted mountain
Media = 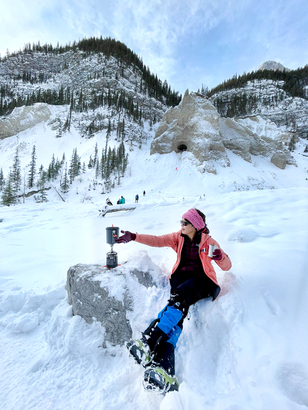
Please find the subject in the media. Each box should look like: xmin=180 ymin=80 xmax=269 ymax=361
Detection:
xmin=258 ymin=60 xmax=289 ymax=72
xmin=209 ymin=62 xmax=308 ymax=139
xmin=0 ymin=38 xmax=180 ymax=142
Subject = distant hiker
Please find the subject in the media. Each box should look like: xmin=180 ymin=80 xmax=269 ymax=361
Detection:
xmin=116 ymin=208 xmax=231 ymax=392
xmin=143 ymin=190 xmax=146 ymax=196
xmin=135 ymin=194 xmax=139 ymax=203
xmin=106 ymin=198 xmax=113 ymax=206
xmin=118 ymin=196 xmax=125 ymax=204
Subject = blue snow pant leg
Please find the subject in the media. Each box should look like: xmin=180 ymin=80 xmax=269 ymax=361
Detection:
xmin=156 ymin=305 xmax=183 ymax=338
xmin=149 ymin=306 xmax=182 ymax=376
xmin=166 ymin=325 xmax=182 ymax=347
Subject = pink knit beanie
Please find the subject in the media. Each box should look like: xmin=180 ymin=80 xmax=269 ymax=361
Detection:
xmin=182 ymin=209 xmax=205 ymax=231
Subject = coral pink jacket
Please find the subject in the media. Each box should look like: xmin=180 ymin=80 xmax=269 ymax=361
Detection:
xmin=135 ymin=231 xmax=231 ymax=296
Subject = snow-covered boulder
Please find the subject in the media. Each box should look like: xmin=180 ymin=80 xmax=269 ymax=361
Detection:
xmin=66 ymin=263 xmax=156 ymax=346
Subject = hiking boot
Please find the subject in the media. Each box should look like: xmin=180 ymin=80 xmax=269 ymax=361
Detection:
xmin=126 ymin=337 xmax=152 ymax=366
xmin=143 ymin=365 xmax=179 ymax=393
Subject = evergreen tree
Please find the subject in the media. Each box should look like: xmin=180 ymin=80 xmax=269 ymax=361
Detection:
xmin=50 ymin=154 xmax=56 ymax=179
xmin=100 ymin=149 xmax=105 ymax=179
xmin=110 ymin=148 xmax=116 ymax=172
xmin=28 ymin=145 xmax=37 ymax=188
xmin=11 ymin=148 xmax=22 ymax=194
xmin=54 ymin=158 xmax=62 ymax=178
xmin=123 ymin=153 xmax=128 ymax=175
xmin=37 ymin=165 xmax=47 ymax=190
xmin=1 ymin=171 xmax=16 ymax=206
xmin=61 ymin=163 xmax=70 ymax=193
xmin=74 ymin=149 xmax=81 ymax=177
xmin=105 ymin=121 xmax=111 ymax=158
xmin=88 ymin=155 xmax=94 ymax=168
xmin=93 ymin=143 xmax=98 ymax=166
xmin=0 ymin=168 xmax=4 ymax=191
xmin=95 ymin=160 xmax=100 ymax=179
xmin=68 ymin=148 xmax=81 ymax=183
xmin=105 ymin=147 xmax=112 ymax=181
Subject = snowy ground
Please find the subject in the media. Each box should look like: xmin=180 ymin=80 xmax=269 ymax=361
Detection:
xmin=1 ymin=125 xmax=308 ymax=409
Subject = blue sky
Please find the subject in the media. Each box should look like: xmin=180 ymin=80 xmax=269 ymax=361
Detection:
xmin=1 ymin=0 xmax=307 ymax=95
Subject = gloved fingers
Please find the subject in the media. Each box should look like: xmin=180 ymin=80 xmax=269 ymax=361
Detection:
xmin=212 ymin=249 xmax=222 ymax=260
xmin=115 ymin=230 xmax=136 ymax=243
xmin=115 ymin=231 xmax=127 ymax=243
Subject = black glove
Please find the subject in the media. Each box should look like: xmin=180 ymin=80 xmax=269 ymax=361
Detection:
xmin=212 ymin=248 xmax=222 ymax=261
xmin=115 ymin=230 xmax=136 ymax=244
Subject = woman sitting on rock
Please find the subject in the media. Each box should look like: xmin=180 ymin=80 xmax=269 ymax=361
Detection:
xmin=116 ymin=208 xmax=232 ymax=392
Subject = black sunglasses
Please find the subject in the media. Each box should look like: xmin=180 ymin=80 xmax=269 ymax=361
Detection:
xmin=180 ymin=220 xmax=191 ymax=226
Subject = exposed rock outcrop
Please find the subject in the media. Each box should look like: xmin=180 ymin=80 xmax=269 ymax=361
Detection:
xmin=151 ymin=90 xmax=296 ymax=172
xmin=66 ymin=263 xmax=156 ymax=346
xmin=0 ymin=103 xmax=51 ymax=139
xmin=151 ymin=90 xmax=229 ymax=170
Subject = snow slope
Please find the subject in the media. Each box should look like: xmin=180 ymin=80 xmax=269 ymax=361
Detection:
xmin=1 ymin=120 xmax=308 ymax=409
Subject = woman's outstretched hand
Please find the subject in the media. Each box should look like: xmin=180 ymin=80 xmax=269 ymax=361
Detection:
xmin=115 ymin=230 xmax=136 ymax=244
xmin=212 ymin=248 xmax=222 ymax=260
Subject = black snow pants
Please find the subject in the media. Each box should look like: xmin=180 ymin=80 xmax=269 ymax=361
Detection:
xmin=145 ymin=273 xmax=217 ymax=375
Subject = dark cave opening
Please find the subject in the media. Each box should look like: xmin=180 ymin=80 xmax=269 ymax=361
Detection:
xmin=177 ymin=144 xmax=187 ymax=152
